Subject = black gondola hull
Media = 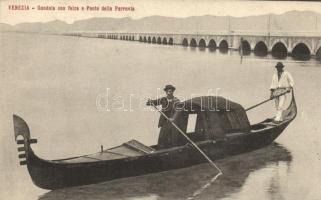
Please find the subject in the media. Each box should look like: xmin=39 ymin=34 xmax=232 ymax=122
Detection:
xmin=13 ymin=92 xmax=296 ymax=190
xmin=25 ymin=121 xmax=288 ymax=190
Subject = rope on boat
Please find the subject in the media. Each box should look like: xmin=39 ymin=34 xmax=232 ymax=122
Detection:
xmin=150 ymin=103 xmax=223 ymax=175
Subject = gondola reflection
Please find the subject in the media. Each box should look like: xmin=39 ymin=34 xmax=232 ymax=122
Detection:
xmin=39 ymin=143 xmax=292 ymax=200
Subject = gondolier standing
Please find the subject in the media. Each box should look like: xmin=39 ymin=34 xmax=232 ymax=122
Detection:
xmin=146 ymin=85 xmax=180 ymax=148
xmin=270 ymin=62 xmax=294 ymax=122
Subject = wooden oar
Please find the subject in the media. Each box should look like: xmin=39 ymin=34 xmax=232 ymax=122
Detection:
xmin=245 ymin=90 xmax=291 ymax=111
xmin=150 ymin=102 xmax=223 ymax=175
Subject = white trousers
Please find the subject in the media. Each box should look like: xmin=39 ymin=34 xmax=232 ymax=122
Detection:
xmin=274 ymin=89 xmax=287 ymax=121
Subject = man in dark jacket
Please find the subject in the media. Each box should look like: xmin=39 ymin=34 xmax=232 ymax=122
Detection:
xmin=146 ymin=85 xmax=180 ymax=148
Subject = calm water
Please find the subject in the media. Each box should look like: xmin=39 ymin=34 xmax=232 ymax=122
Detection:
xmin=0 ymin=32 xmax=320 ymax=200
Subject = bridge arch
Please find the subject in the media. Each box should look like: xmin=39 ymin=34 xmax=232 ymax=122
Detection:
xmin=240 ymin=40 xmax=251 ymax=55
xmin=291 ymin=43 xmax=311 ymax=60
xmin=254 ymin=41 xmax=268 ymax=56
xmin=271 ymin=41 xmax=288 ymax=58
xmin=199 ymin=39 xmax=206 ymax=48
xmin=152 ymin=37 xmax=157 ymax=44
xmin=208 ymin=39 xmax=217 ymax=50
xmin=271 ymin=39 xmax=288 ymax=50
xmin=291 ymin=41 xmax=312 ymax=53
xmin=190 ymin=38 xmax=197 ymax=47
xmin=168 ymin=38 xmax=174 ymax=45
xmin=143 ymin=36 xmax=147 ymax=42
xmin=316 ymin=47 xmax=321 ymax=61
xmin=162 ymin=37 xmax=168 ymax=45
xmin=182 ymin=38 xmax=188 ymax=46
xmin=139 ymin=36 xmax=143 ymax=42
xmin=219 ymin=40 xmax=228 ymax=52
xmin=157 ymin=37 xmax=162 ymax=44
xmin=148 ymin=37 xmax=151 ymax=43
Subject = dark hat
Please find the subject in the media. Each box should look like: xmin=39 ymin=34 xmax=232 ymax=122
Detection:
xmin=164 ymin=85 xmax=176 ymax=91
xmin=275 ymin=62 xmax=284 ymax=68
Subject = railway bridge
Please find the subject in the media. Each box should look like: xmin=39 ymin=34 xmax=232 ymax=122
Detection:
xmin=64 ymin=31 xmax=321 ymax=60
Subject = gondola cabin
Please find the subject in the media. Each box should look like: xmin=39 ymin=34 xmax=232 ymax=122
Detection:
xmin=158 ymin=96 xmax=251 ymax=148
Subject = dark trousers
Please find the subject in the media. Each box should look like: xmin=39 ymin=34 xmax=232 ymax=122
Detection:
xmin=158 ymin=121 xmax=173 ymax=149
xmin=158 ymin=121 xmax=183 ymax=149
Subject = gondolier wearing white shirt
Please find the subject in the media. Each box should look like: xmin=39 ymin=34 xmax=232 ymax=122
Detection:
xmin=270 ymin=62 xmax=294 ymax=122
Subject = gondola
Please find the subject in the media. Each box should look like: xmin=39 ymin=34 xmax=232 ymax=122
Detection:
xmin=13 ymin=91 xmax=296 ymax=190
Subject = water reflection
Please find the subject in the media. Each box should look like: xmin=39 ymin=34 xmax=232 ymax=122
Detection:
xmin=267 ymin=162 xmax=288 ymax=200
xmin=39 ymin=143 xmax=292 ymax=200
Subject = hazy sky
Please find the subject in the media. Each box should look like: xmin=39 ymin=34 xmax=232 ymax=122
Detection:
xmin=1 ymin=0 xmax=321 ymax=25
